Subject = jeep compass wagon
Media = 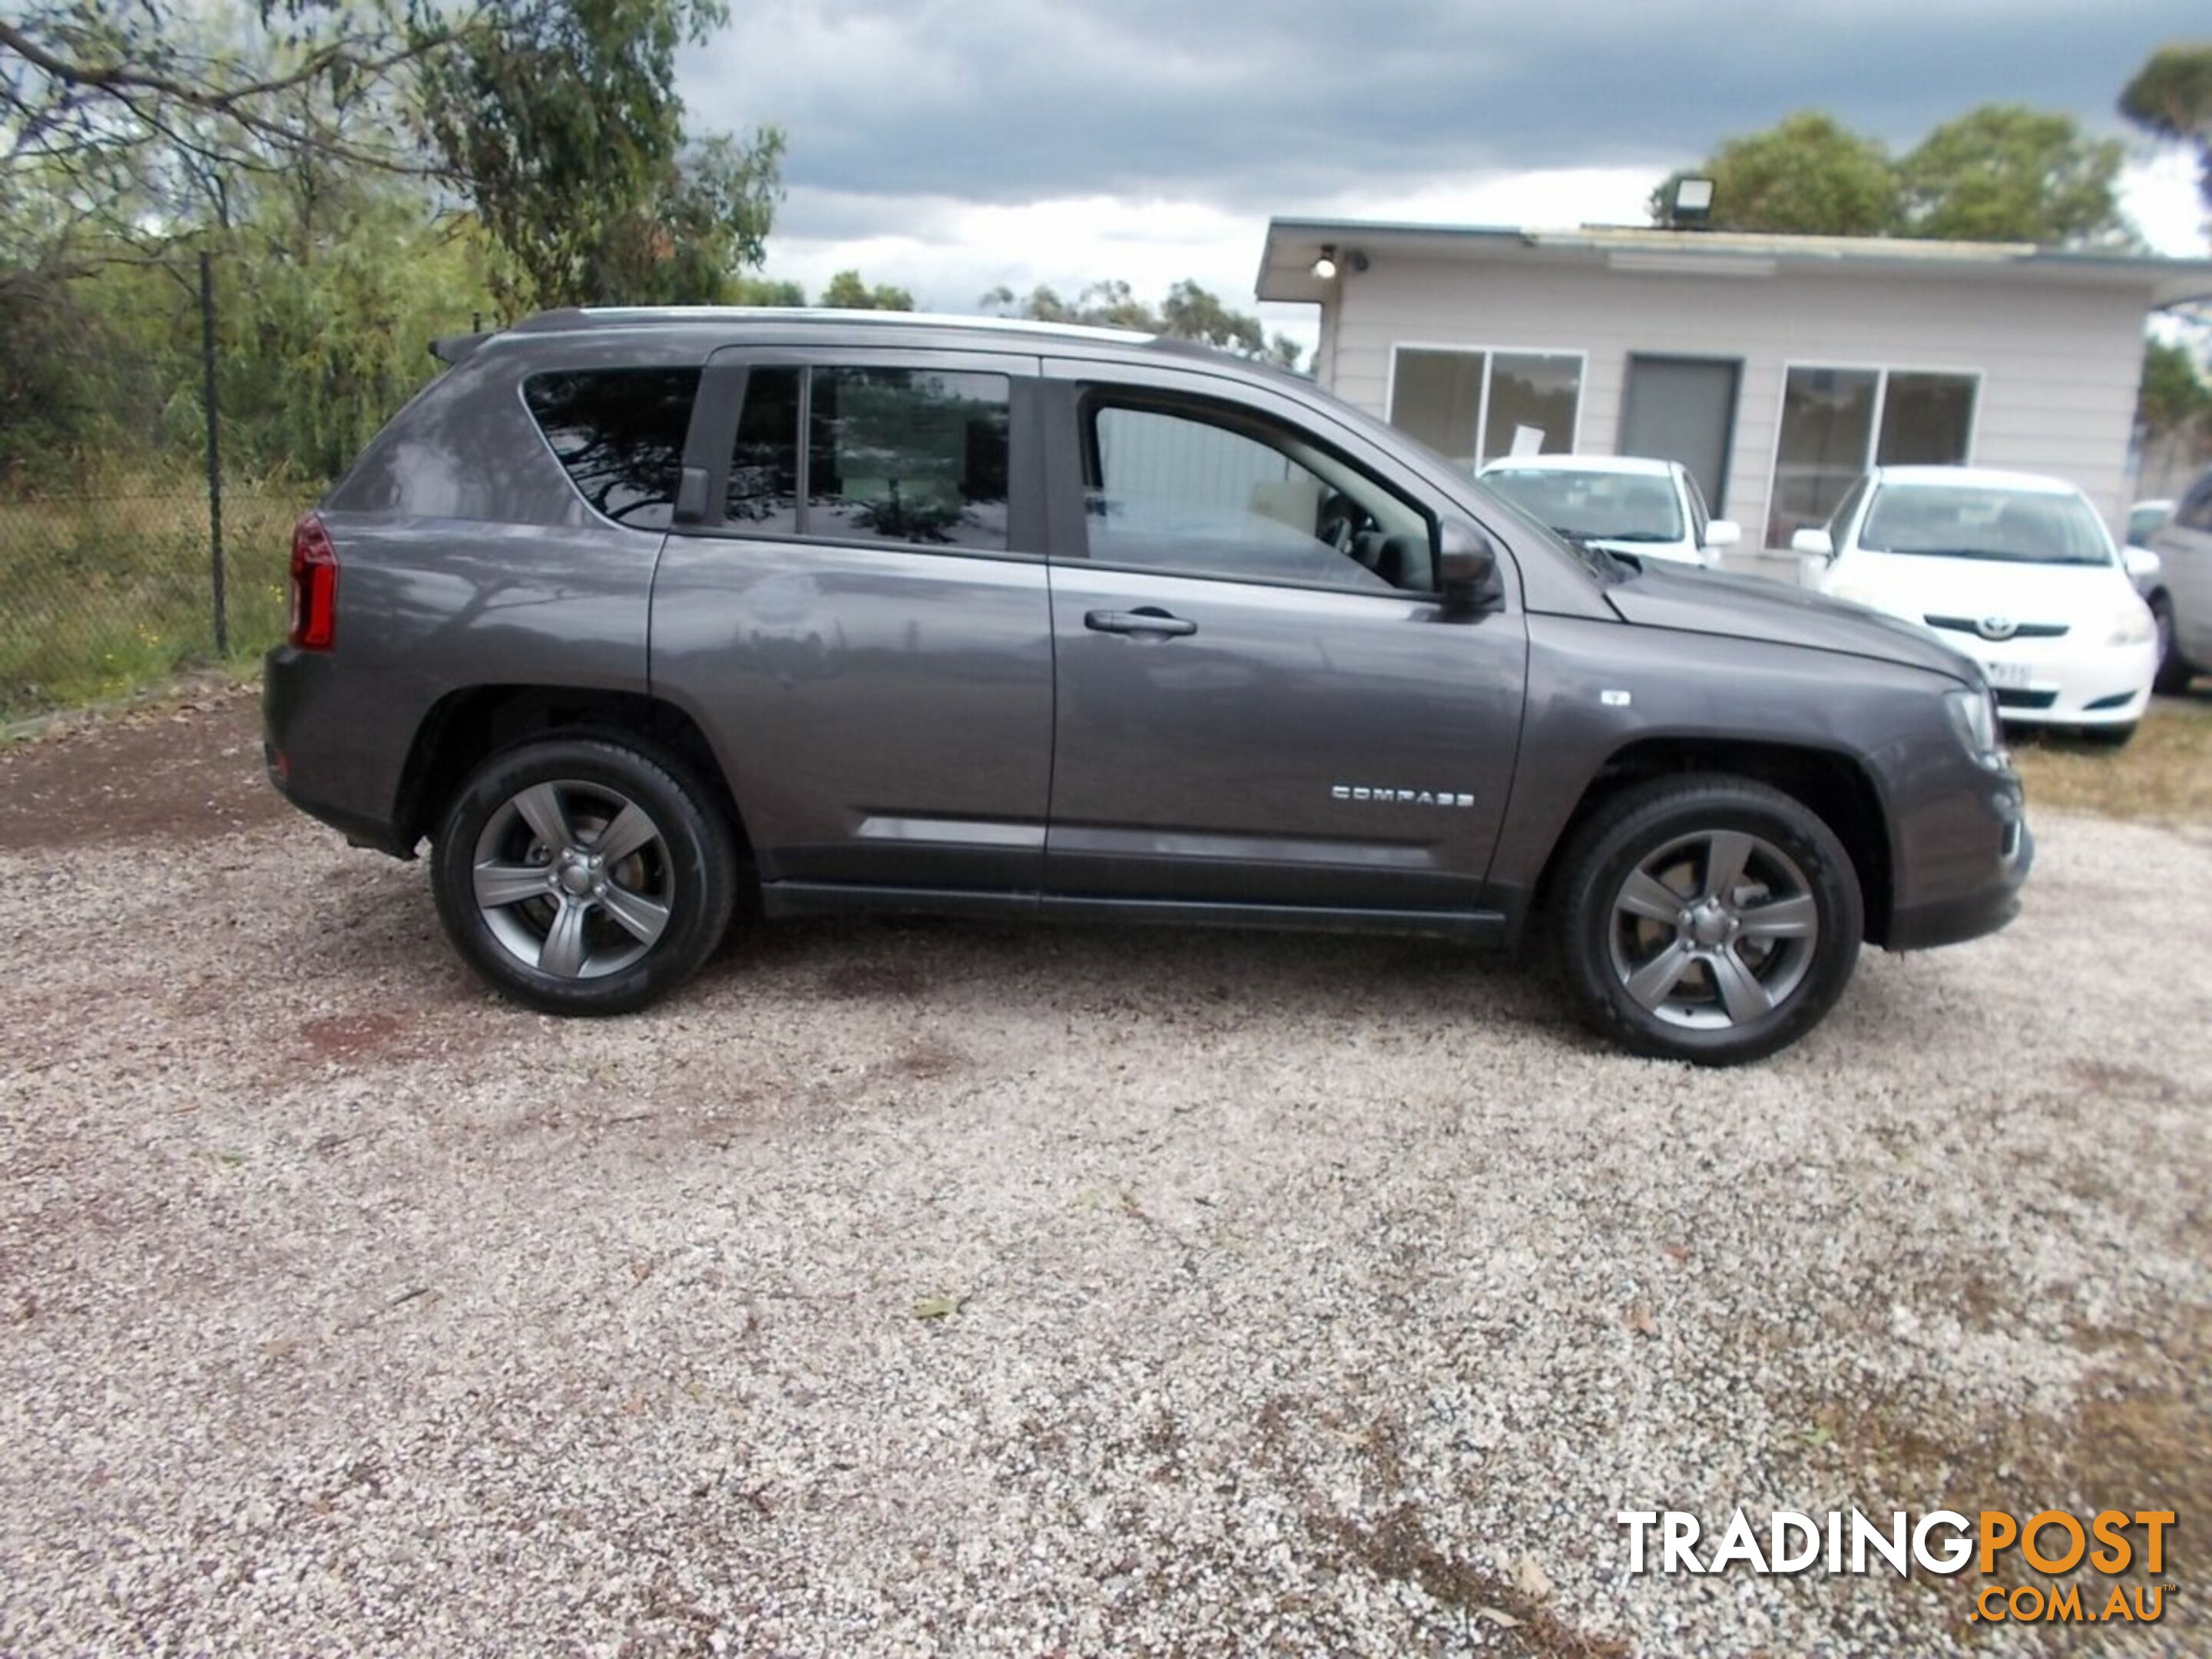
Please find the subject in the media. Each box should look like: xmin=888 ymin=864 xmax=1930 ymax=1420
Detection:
xmin=264 ymin=309 xmax=2032 ymax=1065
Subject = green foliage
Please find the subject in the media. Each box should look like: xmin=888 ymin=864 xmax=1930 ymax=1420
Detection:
xmin=2121 ymin=43 xmax=2212 ymax=214
xmin=819 ymin=270 xmax=915 ymax=310
xmin=2140 ymin=339 xmax=2212 ymax=432
xmin=412 ymin=0 xmax=783 ymax=308
xmin=1899 ymin=106 xmax=2129 ymax=245
xmin=1651 ymin=113 xmax=1899 ymax=236
xmin=1653 ymin=105 xmax=2131 ymax=247
xmin=980 ymin=278 xmax=1301 ymax=369
xmin=729 ymin=274 xmax=806 ymax=306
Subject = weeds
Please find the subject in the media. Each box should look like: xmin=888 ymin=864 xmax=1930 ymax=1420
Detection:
xmin=0 ymin=485 xmax=308 ymax=717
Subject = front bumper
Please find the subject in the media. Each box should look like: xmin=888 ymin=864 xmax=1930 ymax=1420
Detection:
xmin=1889 ymin=814 xmax=2033 ymax=951
xmin=1967 ymin=636 xmax=2159 ymax=727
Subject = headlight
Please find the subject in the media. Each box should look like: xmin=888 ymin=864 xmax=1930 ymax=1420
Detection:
xmin=2106 ymin=598 xmax=2154 ymax=647
xmin=1944 ymin=686 xmax=2005 ymax=764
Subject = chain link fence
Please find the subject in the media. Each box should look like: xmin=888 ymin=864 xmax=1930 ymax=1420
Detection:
xmin=0 ymin=254 xmax=316 ymax=724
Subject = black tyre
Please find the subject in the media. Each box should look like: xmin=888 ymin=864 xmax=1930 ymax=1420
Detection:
xmin=2149 ymin=594 xmax=2193 ymax=695
xmin=1555 ymin=775 xmax=1863 ymax=1066
xmin=431 ymin=735 xmax=739 ymax=1015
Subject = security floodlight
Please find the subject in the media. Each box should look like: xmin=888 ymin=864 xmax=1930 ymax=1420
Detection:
xmin=1311 ymin=244 xmax=1339 ymax=281
xmin=1672 ymin=177 xmax=1715 ymax=227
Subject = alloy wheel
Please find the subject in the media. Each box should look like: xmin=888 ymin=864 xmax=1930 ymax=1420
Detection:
xmin=1606 ymin=829 xmax=1820 ymax=1029
xmin=470 ymin=780 xmax=674 ymax=979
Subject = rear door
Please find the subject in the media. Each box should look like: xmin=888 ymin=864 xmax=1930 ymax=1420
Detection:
xmin=1037 ymin=359 xmax=1528 ymax=918
xmin=651 ymin=345 xmax=1055 ymax=896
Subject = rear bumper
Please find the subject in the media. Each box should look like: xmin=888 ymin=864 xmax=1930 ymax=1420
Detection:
xmin=263 ymin=645 xmax=416 ymax=858
xmin=1888 ymin=817 xmax=2032 ymax=951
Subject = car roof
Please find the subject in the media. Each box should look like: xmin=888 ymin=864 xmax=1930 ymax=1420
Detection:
xmin=1869 ymin=464 xmax=2082 ymax=496
xmin=1478 ymin=453 xmax=1675 ymax=478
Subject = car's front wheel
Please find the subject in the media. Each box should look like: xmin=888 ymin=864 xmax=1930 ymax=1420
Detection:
xmin=431 ymin=736 xmax=739 ymax=1015
xmin=1555 ymin=776 xmax=1863 ymax=1065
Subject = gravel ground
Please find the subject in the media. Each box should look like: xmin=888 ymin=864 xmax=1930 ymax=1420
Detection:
xmin=1 ymin=694 xmax=2207 ymax=1657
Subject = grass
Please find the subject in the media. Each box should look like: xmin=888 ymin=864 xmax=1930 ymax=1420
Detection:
xmin=0 ymin=488 xmax=306 ymax=720
xmin=2008 ymin=694 xmax=2212 ymax=826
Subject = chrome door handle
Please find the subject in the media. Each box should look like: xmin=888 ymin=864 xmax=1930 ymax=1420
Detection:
xmin=1084 ymin=607 xmax=1197 ymax=638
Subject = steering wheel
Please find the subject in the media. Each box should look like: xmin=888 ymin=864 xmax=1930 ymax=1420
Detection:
xmin=1317 ymin=493 xmax=1363 ymax=553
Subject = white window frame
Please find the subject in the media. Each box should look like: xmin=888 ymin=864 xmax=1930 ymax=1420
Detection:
xmin=1384 ymin=343 xmax=1588 ymax=469
xmin=1762 ymin=360 xmax=1984 ymax=550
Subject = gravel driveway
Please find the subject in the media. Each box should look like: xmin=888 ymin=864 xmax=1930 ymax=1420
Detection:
xmin=2 ymin=690 xmax=2206 ymax=1657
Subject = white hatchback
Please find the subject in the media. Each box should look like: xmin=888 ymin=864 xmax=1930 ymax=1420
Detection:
xmin=1479 ymin=453 xmax=1740 ymax=568
xmin=1792 ymin=466 xmax=2160 ymax=742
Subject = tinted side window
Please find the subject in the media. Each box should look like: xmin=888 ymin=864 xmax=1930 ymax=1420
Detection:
xmin=727 ymin=366 xmax=800 ymax=530
xmin=809 ymin=369 xmax=1010 ymax=548
xmin=524 ymin=368 xmax=699 ymax=529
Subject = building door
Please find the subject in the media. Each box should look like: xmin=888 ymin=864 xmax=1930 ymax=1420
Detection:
xmin=1620 ymin=356 xmax=1740 ymax=510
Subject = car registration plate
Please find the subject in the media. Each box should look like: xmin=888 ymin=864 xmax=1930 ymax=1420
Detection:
xmin=1982 ymin=661 xmax=2033 ymax=690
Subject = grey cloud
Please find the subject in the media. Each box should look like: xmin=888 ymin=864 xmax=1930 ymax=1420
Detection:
xmin=681 ymin=0 xmax=2203 ymax=212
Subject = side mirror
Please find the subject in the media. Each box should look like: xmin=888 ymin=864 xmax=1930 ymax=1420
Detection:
xmin=2123 ymin=545 xmax=2162 ymax=584
xmin=1437 ymin=519 xmax=1504 ymax=613
xmin=1790 ymin=527 xmax=1834 ymax=560
xmin=1703 ymin=518 xmax=1742 ymax=551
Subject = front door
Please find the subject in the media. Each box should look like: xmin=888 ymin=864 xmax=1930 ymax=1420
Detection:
xmin=1039 ymin=365 xmax=1528 ymax=916
xmin=1620 ymin=355 xmax=1740 ymax=511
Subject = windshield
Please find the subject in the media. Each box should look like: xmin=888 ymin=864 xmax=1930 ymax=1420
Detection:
xmin=1858 ymin=484 xmax=2115 ymax=566
xmin=1482 ymin=467 xmax=1684 ymax=543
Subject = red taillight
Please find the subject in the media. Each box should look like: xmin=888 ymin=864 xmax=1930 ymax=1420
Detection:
xmin=288 ymin=512 xmax=338 ymax=651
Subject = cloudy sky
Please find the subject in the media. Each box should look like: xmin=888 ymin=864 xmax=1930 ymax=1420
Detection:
xmin=679 ymin=0 xmax=2209 ymax=345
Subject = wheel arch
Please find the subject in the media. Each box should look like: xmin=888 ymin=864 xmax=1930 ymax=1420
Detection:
xmin=1531 ymin=736 xmax=1896 ymax=945
xmin=394 ymin=684 xmax=753 ymax=858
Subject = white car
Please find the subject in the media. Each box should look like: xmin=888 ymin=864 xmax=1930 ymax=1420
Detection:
xmin=1792 ymin=466 xmax=2159 ymax=742
xmin=1479 ymin=453 xmax=1740 ymax=568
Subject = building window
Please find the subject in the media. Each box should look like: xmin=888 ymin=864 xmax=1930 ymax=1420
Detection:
xmin=1388 ymin=346 xmax=1582 ymax=472
xmin=1767 ymin=366 xmax=1977 ymax=547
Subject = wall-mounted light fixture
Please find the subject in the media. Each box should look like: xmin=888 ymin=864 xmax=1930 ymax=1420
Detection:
xmin=1311 ymin=244 xmax=1339 ymax=281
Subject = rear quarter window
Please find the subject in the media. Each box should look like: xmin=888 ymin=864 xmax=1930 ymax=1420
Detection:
xmin=523 ymin=368 xmax=700 ymax=529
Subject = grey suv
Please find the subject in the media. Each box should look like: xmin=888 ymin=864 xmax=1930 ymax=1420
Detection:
xmin=264 ymin=308 xmax=2032 ymax=1065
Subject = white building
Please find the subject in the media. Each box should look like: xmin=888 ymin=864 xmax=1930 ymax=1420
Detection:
xmin=1256 ymin=220 xmax=2212 ymax=551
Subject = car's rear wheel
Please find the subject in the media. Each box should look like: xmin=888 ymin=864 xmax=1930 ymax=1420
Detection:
xmin=1555 ymin=776 xmax=1863 ymax=1066
xmin=2149 ymin=593 xmax=2192 ymax=695
xmin=432 ymin=736 xmax=738 ymax=1015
